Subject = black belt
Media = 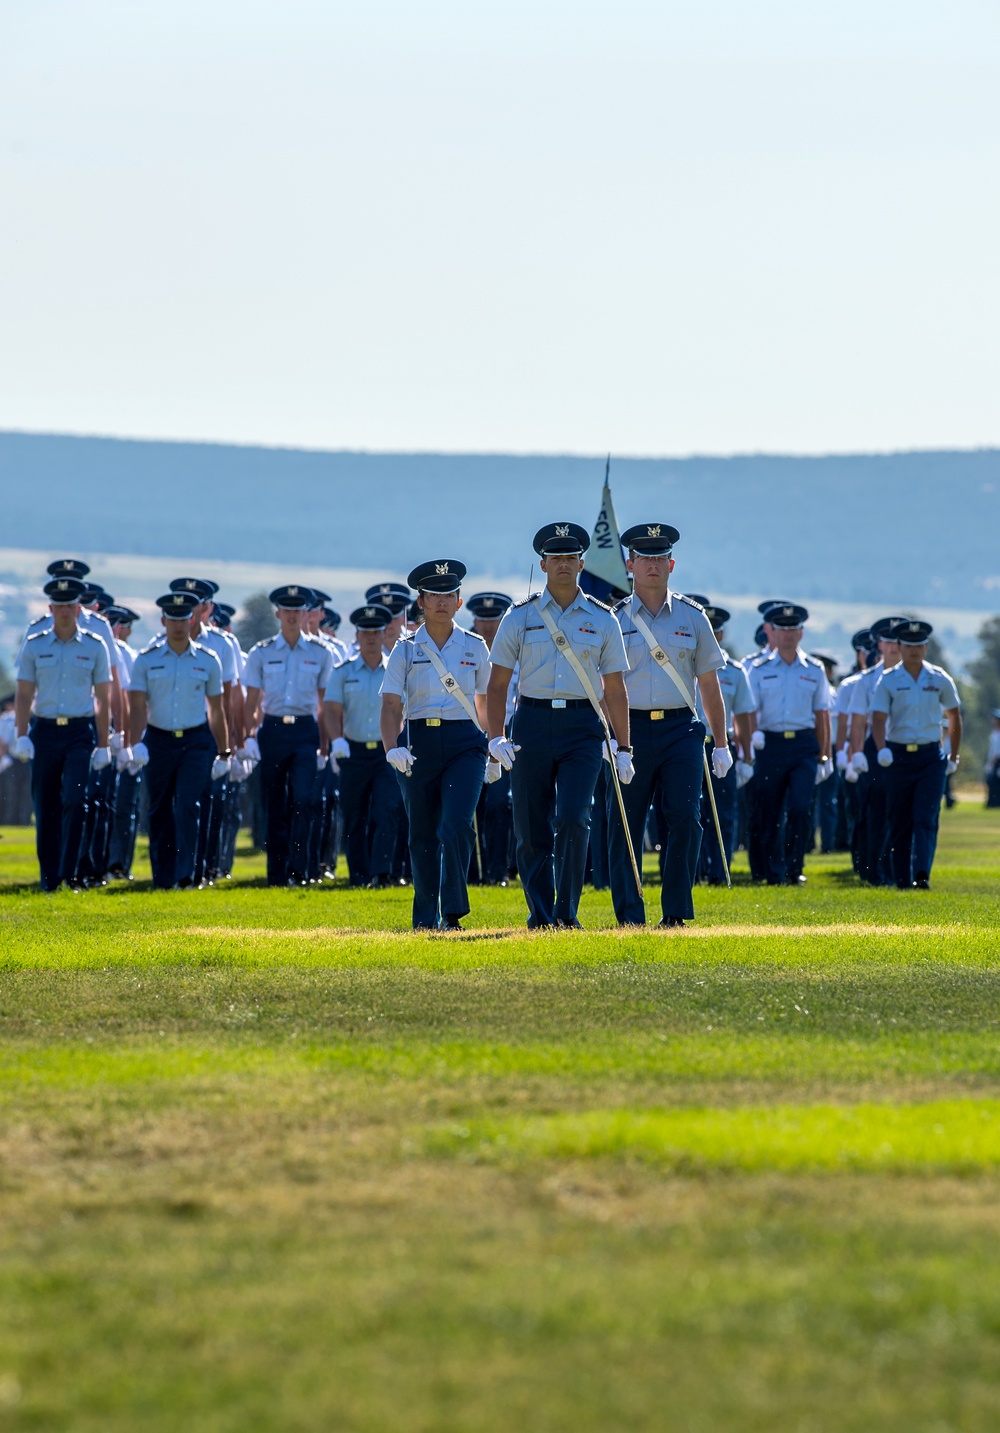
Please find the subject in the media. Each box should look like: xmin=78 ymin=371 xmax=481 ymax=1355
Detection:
xmin=149 ymin=722 xmax=208 ymax=738
xmin=519 ymin=696 xmax=592 ymax=709
xmin=410 ymin=717 xmax=474 ymax=727
xmin=888 ymin=740 xmax=938 ymax=754
xmin=631 ymin=707 xmax=690 ymax=722
xmin=34 ymin=715 xmax=93 ymax=726
xmin=348 ymin=738 xmax=382 ymax=751
xmin=763 ymin=728 xmax=813 ymax=739
xmin=262 ymin=714 xmax=315 ymax=725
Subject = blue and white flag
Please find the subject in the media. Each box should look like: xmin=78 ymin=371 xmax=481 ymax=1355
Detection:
xmin=580 ymin=457 xmax=630 ymax=604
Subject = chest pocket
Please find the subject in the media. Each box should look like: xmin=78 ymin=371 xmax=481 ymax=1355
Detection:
xmin=262 ymin=660 xmax=287 ymax=693
xmin=518 ymin=625 xmax=552 ymax=679
xmin=296 ymin=661 xmax=322 ymax=697
xmin=668 ymin=630 xmax=698 ymax=671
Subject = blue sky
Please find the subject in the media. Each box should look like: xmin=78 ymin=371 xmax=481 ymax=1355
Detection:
xmin=1 ymin=0 xmax=997 ymax=455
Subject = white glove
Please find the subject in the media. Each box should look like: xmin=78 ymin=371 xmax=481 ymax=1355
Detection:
xmin=240 ymin=737 xmax=261 ymax=766
xmin=603 ymin=736 xmax=618 ymax=764
xmin=836 ymin=746 xmax=849 ymax=773
xmin=946 ymin=758 xmax=959 ymax=776
xmin=750 ymin=729 xmax=766 ymax=753
xmin=114 ymin=743 xmax=133 ymax=773
xmin=129 ymin=741 xmax=150 ymax=770
xmin=485 ymin=759 xmax=503 ymax=784
xmin=0 ymin=754 xmax=12 ymax=775
xmin=386 ymin=746 xmax=415 ymax=775
xmin=90 ymin=746 xmax=111 ymax=771
xmin=735 ymin=759 xmax=754 ymax=789
xmin=488 ymin=736 xmax=519 ymax=771
xmin=13 ymin=735 xmax=34 ymax=762
xmin=851 ymin=750 xmax=869 ymax=775
xmin=815 ymin=756 xmax=833 ymax=784
xmin=110 ymin=730 xmax=124 ymax=754
xmin=711 ymin=745 xmax=734 ymax=780
xmin=615 ymin=749 xmax=635 ymax=785
xmin=228 ymin=755 xmax=248 ymax=784
xmin=844 ymin=764 xmax=859 ymax=784
xmin=877 ymin=747 xmax=894 ymax=768
xmin=211 ymin=755 xmax=231 ymax=781
xmin=316 ymin=751 xmax=328 ymax=771
xmin=330 ymin=737 xmax=351 ymax=759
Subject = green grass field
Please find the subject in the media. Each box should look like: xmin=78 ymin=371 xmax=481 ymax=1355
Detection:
xmin=2 ymin=808 xmax=1000 ymax=1431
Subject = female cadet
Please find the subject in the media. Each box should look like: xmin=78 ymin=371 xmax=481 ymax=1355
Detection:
xmin=379 ymin=560 xmax=490 ymax=930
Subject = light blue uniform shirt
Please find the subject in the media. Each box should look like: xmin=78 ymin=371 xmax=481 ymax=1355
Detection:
xmin=18 ymin=608 xmax=121 ymax=673
xmin=871 ymin=662 xmax=960 ymax=744
xmin=617 ymin=591 xmax=724 ymax=709
xmin=382 ymin=624 xmax=490 ymax=721
xmin=130 ymin=640 xmax=223 ymax=730
xmin=489 ymin=588 xmax=627 ymax=701
xmin=847 ymin=662 xmax=888 ymax=720
xmin=149 ymin=625 xmax=237 ymax=684
xmin=242 ymin=632 xmax=334 ymax=717
xmin=324 ymin=653 xmax=388 ymax=742
xmin=835 ymin=670 xmax=864 ymax=718
xmin=748 ymin=649 xmax=831 ymax=730
xmin=115 ymin=640 xmax=137 ymax=690
xmin=698 ymin=655 xmax=755 ymax=732
xmin=17 ymin=627 xmax=111 ymax=717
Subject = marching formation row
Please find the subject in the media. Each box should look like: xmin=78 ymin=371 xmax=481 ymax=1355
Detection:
xmin=9 ymin=519 xmax=962 ymax=927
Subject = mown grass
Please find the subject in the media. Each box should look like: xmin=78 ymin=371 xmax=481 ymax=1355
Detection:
xmin=1 ymin=808 xmax=1000 ymax=1430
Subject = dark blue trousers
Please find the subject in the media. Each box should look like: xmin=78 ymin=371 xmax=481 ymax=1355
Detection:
xmin=76 ymin=758 xmax=116 ymax=882
xmin=701 ymin=738 xmax=737 ymax=884
xmin=609 ymin=710 xmax=705 ymax=925
xmin=885 ymin=742 xmax=947 ymax=887
xmin=342 ymin=743 xmax=404 ymax=884
xmin=472 ymin=765 xmax=513 ymax=884
xmin=29 ymin=717 xmax=95 ymax=890
xmin=146 ymin=724 xmax=215 ymax=888
xmin=854 ymin=735 xmax=891 ymax=885
xmin=510 ymin=701 xmax=603 ymax=927
xmin=396 ymin=720 xmax=487 ymax=928
xmin=753 ymin=729 xmax=819 ymax=883
xmin=258 ymin=715 xmax=319 ymax=885
xmin=108 ymin=767 xmax=142 ymax=874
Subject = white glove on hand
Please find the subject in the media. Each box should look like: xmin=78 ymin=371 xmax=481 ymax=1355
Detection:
xmin=485 ymin=759 xmax=503 ymax=785
xmin=14 ymin=735 xmax=34 ymax=763
xmin=615 ymin=749 xmax=635 ymax=785
xmin=877 ymin=747 xmax=894 ymax=768
xmin=946 ymin=758 xmax=959 ymax=776
xmin=240 ymin=737 xmax=261 ymax=766
xmin=90 ymin=746 xmax=111 ymax=772
xmin=331 ymin=737 xmax=351 ymax=760
xmin=735 ymin=759 xmax=755 ymax=789
xmin=815 ymin=756 xmax=833 ymax=785
xmin=114 ymin=743 xmax=133 ymax=773
xmin=603 ymin=737 xmax=618 ymax=764
xmin=129 ymin=741 xmax=150 ymax=770
xmin=711 ymin=745 xmax=734 ymax=780
xmin=844 ymin=764 xmax=859 ymax=785
xmin=316 ymin=751 xmax=328 ymax=771
xmin=228 ymin=755 xmax=248 ymax=784
xmin=110 ymin=730 xmax=124 ymax=754
xmin=488 ymin=736 xmax=519 ymax=771
xmin=211 ymin=755 xmax=231 ymax=781
xmin=836 ymin=746 xmax=849 ymax=773
xmin=750 ymin=729 xmax=766 ymax=753
xmin=0 ymin=754 xmax=12 ymax=775
xmin=851 ymin=751 xmax=869 ymax=775
xmin=386 ymin=746 xmax=415 ymax=776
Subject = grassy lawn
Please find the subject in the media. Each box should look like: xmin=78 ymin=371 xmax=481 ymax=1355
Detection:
xmin=1 ymin=808 xmax=1000 ymax=1430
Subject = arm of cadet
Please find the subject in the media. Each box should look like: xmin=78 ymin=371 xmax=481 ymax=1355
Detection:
xmin=109 ymin=665 xmax=124 ymax=731
xmin=323 ymin=701 xmax=345 ymax=743
xmin=835 ymin=711 xmax=848 ymax=750
xmin=315 ymin=689 xmax=328 ymax=754
xmin=243 ymin=687 xmax=261 ymax=742
xmin=94 ymin=682 xmax=111 ymax=747
xmin=207 ymin=693 xmax=229 ymax=754
xmin=814 ymin=708 xmax=831 ymax=761
xmin=227 ymin=679 xmax=244 ymax=745
xmin=14 ymin=680 xmax=35 ymax=737
xmin=848 ymin=712 xmax=867 ymax=757
xmin=734 ymin=712 xmax=754 ymax=759
xmin=474 ymin=692 xmax=489 ymax=730
xmin=601 ymin=671 xmax=630 ymax=748
xmin=128 ymin=691 xmax=148 ymax=746
xmin=871 ymin=711 xmax=888 ymax=752
xmin=380 ymin=694 xmax=404 ymax=753
xmin=697 ymin=670 xmax=728 ymax=748
xmin=946 ymin=706 xmax=962 ymax=760
xmin=486 ymin=665 xmax=513 ymax=740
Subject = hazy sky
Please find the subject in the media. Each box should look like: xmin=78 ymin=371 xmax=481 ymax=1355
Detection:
xmin=1 ymin=1 xmax=997 ymax=456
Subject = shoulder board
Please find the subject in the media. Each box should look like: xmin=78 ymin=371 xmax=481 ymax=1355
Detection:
xmin=139 ymin=639 xmax=160 ymax=655
xmin=583 ymin=593 xmax=614 ymax=613
xmin=254 ymin=636 xmax=277 ymax=650
xmin=611 ymin=596 xmax=631 ymax=615
xmin=512 ymin=593 xmax=541 ymax=609
xmin=26 ymin=615 xmax=49 ymax=629
xmin=80 ymin=628 xmax=104 ymax=643
xmin=676 ymin=594 xmax=705 ymax=612
xmin=25 ymin=628 xmax=50 ymax=643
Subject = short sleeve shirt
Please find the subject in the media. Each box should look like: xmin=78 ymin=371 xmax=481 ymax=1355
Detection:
xmin=130 ymin=640 xmax=224 ymax=730
xmin=870 ymin=661 xmax=961 ymax=744
xmin=489 ymin=588 xmax=628 ymax=701
xmin=17 ymin=627 xmax=111 ymax=718
xmin=747 ymin=649 xmax=832 ymax=730
xmin=382 ymin=625 xmax=490 ymax=721
xmin=243 ymin=632 xmax=334 ymax=717
xmin=617 ymin=592 xmax=724 ymax=710
xmin=324 ymin=653 xmax=388 ymax=742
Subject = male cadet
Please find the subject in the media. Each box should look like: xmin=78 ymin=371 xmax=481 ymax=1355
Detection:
xmin=486 ymin=523 xmax=630 ymax=930
xmin=746 ymin=604 xmax=832 ymax=885
xmin=870 ymin=619 xmax=961 ymax=889
xmin=698 ymin=604 xmax=756 ymax=886
xmin=298 ymin=588 xmax=340 ymax=882
xmin=832 ymin=628 xmax=873 ymax=858
xmin=846 ymin=616 xmax=904 ymax=885
xmin=208 ymin=603 xmax=250 ymax=878
xmin=466 ymin=591 xmax=516 ymax=885
xmin=323 ymin=603 xmax=403 ymax=887
xmin=127 ymin=592 xmax=229 ymax=889
xmin=105 ymin=606 xmax=144 ymax=880
xmin=608 ymin=527 xmax=729 ymax=927
xmin=366 ymin=583 xmax=411 ymax=653
xmin=242 ymin=585 xmax=334 ymax=886
xmin=13 ymin=576 xmax=112 ymax=891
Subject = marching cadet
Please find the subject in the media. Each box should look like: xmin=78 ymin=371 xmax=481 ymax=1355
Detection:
xmin=242 ymin=586 xmax=334 ymax=886
xmin=699 ymin=604 xmax=756 ymax=885
xmin=366 ymin=583 xmax=411 ymax=653
xmin=846 ymin=615 xmax=904 ymax=885
xmin=127 ymin=592 xmax=230 ymax=889
xmin=466 ymin=591 xmax=515 ymax=885
xmin=208 ymin=602 xmax=250 ymax=878
xmin=870 ymin=619 xmax=961 ymax=890
xmin=984 ymin=710 xmax=1000 ymax=808
xmin=105 ymin=606 xmax=143 ymax=880
xmin=486 ymin=523 xmax=630 ymax=930
xmin=746 ymin=604 xmax=833 ymax=885
xmin=13 ymin=576 xmax=112 ymax=892
xmin=608 ymin=527 xmax=729 ymax=927
xmin=380 ymin=561 xmax=489 ymax=930
xmin=323 ymin=603 xmax=403 ymax=887
xmin=810 ymin=652 xmax=841 ymax=853
xmin=832 ymin=628 xmax=873 ymax=858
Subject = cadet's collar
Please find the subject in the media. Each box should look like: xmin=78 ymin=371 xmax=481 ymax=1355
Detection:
xmin=634 ymin=589 xmax=672 ymax=620
xmin=540 ymin=585 xmax=585 ymax=611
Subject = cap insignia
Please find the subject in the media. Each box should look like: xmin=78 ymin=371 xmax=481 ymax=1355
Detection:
xmin=783 ymin=606 xmax=793 ymax=617
xmin=62 ymin=560 xmax=73 ymax=570
xmin=57 ymin=580 xmax=68 ymax=591
xmin=185 ymin=579 xmax=197 ymax=590
xmin=288 ymin=586 xmax=298 ymax=597
xmin=365 ymin=608 xmax=375 ymax=618
xmin=555 ymin=525 xmax=570 ymax=537
xmin=910 ymin=622 xmax=919 ymax=633
xmin=435 ymin=563 xmax=450 ymax=576
xmin=483 ymin=597 xmax=494 ymax=608
xmin=646 ymin=525 xmax=661 ymax=537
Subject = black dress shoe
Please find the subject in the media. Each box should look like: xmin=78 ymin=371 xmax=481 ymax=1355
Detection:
xmin=913 ymin=873 xmax=931 ymax=889
xmin=367 ymin=875 xmax=390 ymax=889
xmin=443 ymin=916 xmax=464 ymax=930
xmin=556 ymin=918 xmax=583 ymax=929
xmin=658 ymin=917 xmax=686 ymax=928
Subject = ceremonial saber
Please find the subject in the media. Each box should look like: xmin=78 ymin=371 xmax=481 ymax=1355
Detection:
xmin=600 ymin=718 xmax=643 ymax=901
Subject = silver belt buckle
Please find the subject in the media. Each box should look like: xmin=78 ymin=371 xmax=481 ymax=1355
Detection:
xmin=552 ymin=699 xmax=566 ymax=709
xmin=282 ymin=715 xmax=295 ymax=725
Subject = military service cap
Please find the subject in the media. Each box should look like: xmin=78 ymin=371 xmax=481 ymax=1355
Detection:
xmin=46 ymin=558 xmax=91 ymax=580
xmin=891 ymin=618 xmax=933 ymax=645
xmin=407 ymin=559 xmax=467 ymax=594
xmin=77 ymin=582 xmax=106 ymax=605
xmin=43 ymin=577 xmax=87 ymax=604
xmin=268 ymin=585 xmax=312 ymax=610
xmin=308 ymin=588 xmax=331 ymax=608
xmin=157 ymin=592 xmax=200 ymax=619
xmin=533 ymin=522 xmax=591 ymax=557
xmin=406 ymin=599 xmax=422 ymax=623
xmin=365 ymin=582 xmax=411 ymax=615
xmin=213 ymin=602 xmax=236 ymax=619
xmin=350 ymin=603 xmax=393 ymax=631
xmin=764 ymin=603 xmax=808 ymax=628
xmin=758 ymin=598 xmax=794 ymax=616
xmin=754 ymin=624 xmax=767 ymax=647
xmin=91 ymin=592 xmax=115 ymax=614
xmin=170 ymin=577 xmax=218 ymax=601
xmin=851 ymin=627 xmax=874 ymax=651
xmin=870 ymin=615 xmax=908 ymax=642
xmin=466 ymin=592 xmax=513 ymax=619
xmin=106 ymin=606 xmax=140 ymax=626
xmin=703 ymin=605 xmax=731 ymax=629
xmin=319 ymin=607 xmax=341 ymax=631
xmin=620 ymin=523 xmax=679 ymax=556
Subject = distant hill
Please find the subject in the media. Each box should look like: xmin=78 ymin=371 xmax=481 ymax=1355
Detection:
xmin=2 ymin=432 xmax=999 ymax=610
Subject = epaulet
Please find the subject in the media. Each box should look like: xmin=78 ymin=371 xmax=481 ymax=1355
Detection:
xmin=583 ymin=593 xmax=614 ymax=613
xmin=24 ymin=627 xmax=48 ymax=643
xmin=677 ymin=593 xmax=705 ymax=612
xmin=254 ymin=635 xmax=277 ymax=650
xmin=611 ymin=595 xmax=631 ymax=615
xmin=512 ymin=592 xmax=540 ymax=609
xmin=139 ymin=639 xmax=160 ymax=655
xmin=26 ymin=615 xmax=48 ymax=629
